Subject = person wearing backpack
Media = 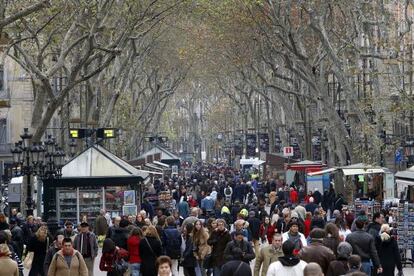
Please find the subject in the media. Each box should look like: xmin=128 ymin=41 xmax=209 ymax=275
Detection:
xmin=162 ymin=216 xmax=182 ymax=274
xmin=47 ymin=237 xmax=88 ymax=276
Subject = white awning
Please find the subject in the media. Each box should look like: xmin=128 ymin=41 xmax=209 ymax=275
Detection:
xmin=307 ymin=168 xmax=337 ymax=176
xmin=342 ymin=168 xmax=385 ymax=176
xmin=240 ymin=158 xmax=266 ymax=166
xmin=396 ymin=179 xmax=414 ymax=186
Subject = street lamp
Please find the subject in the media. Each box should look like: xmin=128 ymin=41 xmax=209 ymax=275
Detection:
xmin=11 ymin=129 xmax=65 ymax=216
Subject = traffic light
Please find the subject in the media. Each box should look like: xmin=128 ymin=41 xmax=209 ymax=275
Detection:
xmin=69 ymin=129 xmax=86 ymax=139
xmin=96 ymin=128 xmax=117 ymax=139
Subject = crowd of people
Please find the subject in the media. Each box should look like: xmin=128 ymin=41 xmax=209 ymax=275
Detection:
xmin=0 ymin=165 xmax=407 ymax=276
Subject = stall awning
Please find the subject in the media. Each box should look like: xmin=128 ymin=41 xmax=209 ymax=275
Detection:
xmin=240 ymin=158 xmax=266 ymax=166
xmin=307 ymin=163 xmax=387 ymax=176
xmin=307 ymin=168 xmax=337 ymax=176
xmin=286 ymin=160 xmax=325 ymax=171
xmin=342 ymin=168 xmax=385 ymax=176
xmin=62 ymin=145 xmax=148 ymax=180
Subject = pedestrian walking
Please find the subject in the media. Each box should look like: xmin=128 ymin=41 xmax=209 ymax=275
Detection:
xmin=326 ymin=242 xmax=353 ymax=276
xmin=156 ymin=255 xmax=173 ymax=276
xmin=73 ymin=222 xmax=98 ymax=276
xmin=27 ymin=225 xmax=50 ymax=276
xmin=44 ymin=234 xmax=64 ymax=274
xmin=254 ymin=233 xmax=284 ymax=276
xmin=140 ymin=225 xmax=162 ymax=276
xmin=221 ymin=247 xmax=252 ymax=276
xmin=0 ymin=243 xmax=19 ymax=276
xmin=47 ymin=237 xmax=88 ymax=276
xmin=378 ymin=224 xmax=403 ymax=276
xmin=207 ymin=219 xmax=231 ymax=276
xmin=99 ymin=238 xmax=128 ymax=276
xmin=192 ymin=219 xmax=211 ymax=276
xmin=181 ymin=223 xmax=197 ymax=276
xmin=281 ymin=221 xmax=307 ymax=254
xmin=127 ymin=227 xmax=143 ymax=276
xmin=223 ymin=230 xmax=255 ymax=263
xmin=162 ymin=216 xmax=182 ymax=273
xmin=346 ymin=218 xmax=382 ymax=276
xmin=266 ymin=240 xmax=307 ymax=276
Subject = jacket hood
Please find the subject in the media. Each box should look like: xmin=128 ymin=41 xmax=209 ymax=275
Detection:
xmin=278 ymin=255 xmax=300 ymax=266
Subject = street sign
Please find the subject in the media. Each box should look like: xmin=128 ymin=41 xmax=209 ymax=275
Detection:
xmin=283 ymin=146 xmax=294 ymax=157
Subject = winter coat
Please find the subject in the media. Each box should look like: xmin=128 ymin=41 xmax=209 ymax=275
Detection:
xmin=193 ymin=231 xmax=211 ymax=260
xmin=127 ymin=235 xmax=141 ymax=263
xmin=346 ymin=230 xmax=381 ymax=268
xmin=247 ymin=217 xmax=261 ymax=240
xmin=207 ymin=228 xmax=232 ymax=267
xmin=305 ymin=203 xmax=319 ymax=214
xmin=254 ymin=245 xmax=284 ymax=276
xmin=94 ymin=215 xmax=108 ymax=236
xmin=110 ymin=227 xmax=129 ymax=250
xmin=223 ymin=240 xmax=255 ymax=263
xmin=181 ymin=237 xmax=197 ymax=268
xmin=289 ymin=190 xmax=298 ymax=204
xmin=0 ymin=256 xmax=19 ymax=276
xmin=326 ymin=258 xmax=349 ymax=276
xmin=22 ymin=223 xmax=37 ymax=245
xmin=311 ymin=216 xmax=326 ymax=230
xmin=379 ymin=236 xmax=402 ymax=276
xmin=10 ymin=225 xmax=24 ymax=259
xmin=222 ymin=260 xmax=252 ymax=276
xmin=162 ymin=226 xmax=182 ymax=259
xmin=28 ymin=235 xmax=50 ymax=270
xmin=266 ymin=256 xmax=307 ymax=276
xmin=201 ymin=196 xmax=215 ymax=212
xmin=323 ymin=236 xmax=341 ymax=256
xmin=139 ymin=237 xmax=162 ymax=276
xmin=73 ymin=232 xmax=99 ymax=259
xmin=178 ymin=201 xmax=190 ymax=218
xmin=44 ymin=244 xmax=60 ymax=274
xmin=298 ymin=241 xmax=336 ymax=274
xmin=47 ymin=249 xmax=88 ymax=276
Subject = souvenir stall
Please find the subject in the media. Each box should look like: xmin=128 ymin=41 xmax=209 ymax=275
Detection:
xmin=395 ymin=166 xmax=414 ymax=202
xmin=285 ymin=160 xmax=330 ymax=192
xmin=308 ymin=163 xmax=391 ymax=218
xmin=42 ymin=145 xmax=148 ymax=224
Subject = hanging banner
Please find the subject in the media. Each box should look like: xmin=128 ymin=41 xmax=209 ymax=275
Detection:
xmin=246 ymin=134 xmax=257 ymax=157
xmin=259 ymin=133 xmax=269 ymax=152
xmin=234 ymin=134 xmax=243 ymax=156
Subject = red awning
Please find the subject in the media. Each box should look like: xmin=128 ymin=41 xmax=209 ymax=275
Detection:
xmin=285 ymin=160 xmax=326 ymax=172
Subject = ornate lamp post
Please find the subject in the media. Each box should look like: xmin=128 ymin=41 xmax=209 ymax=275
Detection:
xmin=11 ymin=129 xmax=65 ymax=216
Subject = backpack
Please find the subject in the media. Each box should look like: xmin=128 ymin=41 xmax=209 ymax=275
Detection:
xmin=164 ymin=230 xmax=181 ymax=259
xmin=225 ymin=187 xmax=232 ymax=196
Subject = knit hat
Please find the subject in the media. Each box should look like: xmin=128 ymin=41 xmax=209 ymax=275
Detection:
xmin=240 ymin=209 xmax=248 ymax=218
xmin=221 ymin=206 xmax=230 ymax=215
xmin=337 ymin=242 xmax=353 ymax=258
xmin=249 ymin=211 xmax=256 ymax=218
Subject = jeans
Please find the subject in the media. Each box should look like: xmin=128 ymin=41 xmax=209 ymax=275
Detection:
xmin=361 ymin=261 xmax=372 ymax=276
xmin=130 ymin=263 xmax=141 ymax=276
xmin=213 ymin=266 xmax=221 ymax=276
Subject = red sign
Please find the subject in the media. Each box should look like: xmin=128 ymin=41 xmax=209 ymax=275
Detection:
xmin=283 ymin=147 xmax=294 ymax=157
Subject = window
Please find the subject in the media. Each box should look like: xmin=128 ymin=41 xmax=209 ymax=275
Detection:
xmin=0 ymin=118 xmax=6 ymax=144
xmin=0 ymin=64 xmax=4 ymax=92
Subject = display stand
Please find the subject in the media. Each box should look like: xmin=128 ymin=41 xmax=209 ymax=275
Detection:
xmin=354 ymin=199 xmax=381 ymax=221
xmin=396 ymin=201 xmax=414 ymax=267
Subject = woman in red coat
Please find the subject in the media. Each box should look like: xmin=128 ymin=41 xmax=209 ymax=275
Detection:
xmin=304 ymin=212 xmax=312 ymax=237
xmin=290 ymin=187 xmax=298 ymax=204
xmin=128 ymin=227 xmax=143 ymax=276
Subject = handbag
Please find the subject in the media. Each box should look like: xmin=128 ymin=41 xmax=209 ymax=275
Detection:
xmin=23 ymin=252 xmax=34 ymax=270
xmin=113 ymin=249 xmax=129 ymax=275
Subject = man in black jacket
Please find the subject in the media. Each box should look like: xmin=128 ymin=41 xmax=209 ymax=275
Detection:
xmin=346 ymin=218 xmax=383 ymax=276
xmin=366 ymin=212 xmax=384 ymax=252
xmin=221 ymin=247 xmax=252 ymax=276
xmin=247 ymin=211 xmax=261 ymax=256
xmin=224 ymin=230 xmax=255 ymax=263
xmin=9 ymin=218 xmax=24 ymax=259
